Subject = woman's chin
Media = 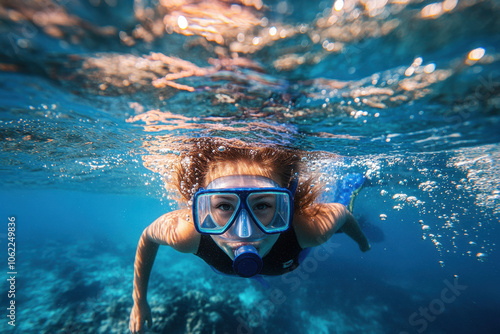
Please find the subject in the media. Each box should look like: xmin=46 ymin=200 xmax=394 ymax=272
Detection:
xmin=212 ymin=235 xmax=280 ymax=259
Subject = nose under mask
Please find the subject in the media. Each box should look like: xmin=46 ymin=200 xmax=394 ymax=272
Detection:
xmin=234 ymin=209 xmax=253 ymax=238
xmin=225 ymin=209 xmax=266 ymax=240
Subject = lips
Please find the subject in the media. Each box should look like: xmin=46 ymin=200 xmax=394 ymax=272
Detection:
xmin=228 ymin=241 xmax=261 ymax=252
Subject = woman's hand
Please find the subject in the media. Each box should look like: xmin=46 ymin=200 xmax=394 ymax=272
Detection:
xmin=359 ymin=240 xmax=371 ymax=252
xmin=129 ymin=300 xmax=152 ymax=334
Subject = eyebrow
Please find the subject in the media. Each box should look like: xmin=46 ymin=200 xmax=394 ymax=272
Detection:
xmin=249 ymin=194 xmax=275 ymax=201
xmin=211 ymin=195 xmax=238 ymax=201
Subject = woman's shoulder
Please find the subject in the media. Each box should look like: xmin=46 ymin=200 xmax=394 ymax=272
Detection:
xmin=293 ymin=203 xmax=347 ymax=248
xmin=149 ymin=208 xmax=200 ymax=253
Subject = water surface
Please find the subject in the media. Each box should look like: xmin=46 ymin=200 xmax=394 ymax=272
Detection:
xmin=0 ymin=0 xmax=499 ymax=333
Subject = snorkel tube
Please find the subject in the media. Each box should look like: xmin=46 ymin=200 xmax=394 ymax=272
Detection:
xmin=233 ymin=245 xmax=263 ymax=277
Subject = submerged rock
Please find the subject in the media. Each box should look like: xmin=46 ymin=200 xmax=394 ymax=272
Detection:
xmin=156 ymin=289 xmax=243 ymax=334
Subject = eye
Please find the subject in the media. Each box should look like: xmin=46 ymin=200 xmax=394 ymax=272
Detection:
xmin=216 ymin=203 xmax=234 ymax=211
xmin=210 ymin=194 xmax=238 ymax=213
xmin=253 ymin=202 xmax=272 ymax=211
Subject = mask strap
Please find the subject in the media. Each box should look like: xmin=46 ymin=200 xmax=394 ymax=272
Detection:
xmin=288 ymin=174 xmax=299 ymax=196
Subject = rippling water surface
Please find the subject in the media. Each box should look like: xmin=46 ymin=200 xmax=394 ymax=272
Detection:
xmin=0 ymin=1 xmax=499 ymax=333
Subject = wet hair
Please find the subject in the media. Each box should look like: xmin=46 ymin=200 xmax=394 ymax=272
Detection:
xmin=169 ymin=137 xmax=321 ymax=214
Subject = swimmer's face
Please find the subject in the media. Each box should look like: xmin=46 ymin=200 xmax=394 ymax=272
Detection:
xmin=203 ymin=161 xmax=283 ymax=259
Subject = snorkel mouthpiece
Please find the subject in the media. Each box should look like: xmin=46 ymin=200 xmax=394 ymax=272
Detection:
xmin=233 ymin=245 xmax=263 ymax=278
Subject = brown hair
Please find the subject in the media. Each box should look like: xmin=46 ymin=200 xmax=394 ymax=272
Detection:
xmin=168 ymin=137 xmax=321 ymax=214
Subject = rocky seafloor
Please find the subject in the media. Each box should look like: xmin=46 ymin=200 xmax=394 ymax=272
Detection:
xmin=0 ymin=236 xmax=423 ymax=334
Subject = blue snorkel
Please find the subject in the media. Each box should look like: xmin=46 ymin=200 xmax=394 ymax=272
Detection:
xmin=233 ymin=245 xmax=263 ymax=277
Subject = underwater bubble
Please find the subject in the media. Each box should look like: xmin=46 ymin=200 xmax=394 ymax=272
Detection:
xmin=423 ymin=63 xmax=436 ymax=74
xmin=406 ymin=196 xmax=417 ymax=202
xmin=476 ymin=253 xmax=488 ymax=262
xmin=380 ymin=190 xmax=388 ymax=196
xmin=218 ymin=146 xmax=226 ymax=152
xmin=422 ymin=225 xmax=430 ymax=231
xmin=439 ymin=260 xmax=445 ymax=267
xmin=393 ymin=193 xmax=407 ymax=201
xmin=379 ymin=214 xmax=387 ymax=221
xmin=468 ymin=47 xmax=485 ymax=61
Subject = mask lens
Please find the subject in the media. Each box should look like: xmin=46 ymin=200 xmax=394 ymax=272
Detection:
xmin=247 ymin=192 xmax=290 ymax=233
xmin=195 ymin=193 xmax=240 ymax=233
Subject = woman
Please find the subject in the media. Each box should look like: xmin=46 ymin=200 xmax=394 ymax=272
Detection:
xmin=129 ymin=138 xmax=370 ymax=333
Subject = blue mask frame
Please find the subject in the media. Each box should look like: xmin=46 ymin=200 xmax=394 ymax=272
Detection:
xmin=192 ymin=177 xmax=298 ymax=235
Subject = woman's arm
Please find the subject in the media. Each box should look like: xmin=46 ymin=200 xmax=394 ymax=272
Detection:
xmin=294 ymin=203 xmax=370 ymax=251
xmin=129 ymin=209 xmax=199 ymax=333
xmin=129 ymin=232 xmax=157 ymax=334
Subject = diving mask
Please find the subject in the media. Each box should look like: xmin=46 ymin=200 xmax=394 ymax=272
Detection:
xmin=192 ymin=175 xmax=294 ymax=237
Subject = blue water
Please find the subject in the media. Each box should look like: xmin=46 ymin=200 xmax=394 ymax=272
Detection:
xmin=1 ymin=0 xmax=499 ymax=333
